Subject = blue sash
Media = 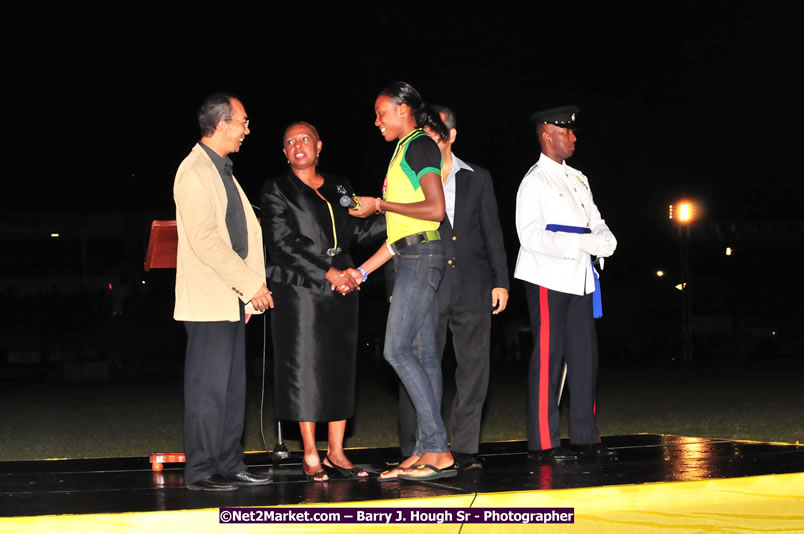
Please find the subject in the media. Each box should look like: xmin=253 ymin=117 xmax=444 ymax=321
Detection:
xmin=545 ymin=224 xmax=603 ymax=318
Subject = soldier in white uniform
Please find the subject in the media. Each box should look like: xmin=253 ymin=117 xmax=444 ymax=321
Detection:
xmin=514 ymin=106 xmax=617 ymax=462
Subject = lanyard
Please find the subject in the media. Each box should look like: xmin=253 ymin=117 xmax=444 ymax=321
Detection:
xmin=314 ymin=188 xmax=340 ymax=256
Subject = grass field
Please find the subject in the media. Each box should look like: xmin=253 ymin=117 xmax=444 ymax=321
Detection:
xmin=1 ymin=356 xmax=801 ymax=462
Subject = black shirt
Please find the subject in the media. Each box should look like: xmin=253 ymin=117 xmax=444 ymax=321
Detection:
xmin=199 ymin=142 xmax=248 ymax=259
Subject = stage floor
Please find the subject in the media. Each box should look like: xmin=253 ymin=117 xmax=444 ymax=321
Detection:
xmin=2 ymin=434 xmax=803 ymax=532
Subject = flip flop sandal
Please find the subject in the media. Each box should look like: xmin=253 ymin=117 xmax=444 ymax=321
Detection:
xmin=397 ymin=463 xmax=457 ymax=481
xmin=378 ymin=467 xmax=405 ymax=482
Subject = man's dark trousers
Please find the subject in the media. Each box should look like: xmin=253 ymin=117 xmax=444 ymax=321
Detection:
xmin=524 ymin=283 xmax=599 ymax=451
xmin=183 ymin=303 xmax=248 ymax=484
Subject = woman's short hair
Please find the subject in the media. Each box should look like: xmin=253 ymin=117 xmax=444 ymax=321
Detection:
xmin=282 ymin=121 xmax=320 ymax=145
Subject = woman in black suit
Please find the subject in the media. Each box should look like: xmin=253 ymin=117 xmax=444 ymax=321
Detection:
xmin=261 ymin=122 xmax=383 ymax=482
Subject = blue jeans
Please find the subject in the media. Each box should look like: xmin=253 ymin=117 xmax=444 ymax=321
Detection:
xmin=384 ymin=240 xmax=447 ymax=455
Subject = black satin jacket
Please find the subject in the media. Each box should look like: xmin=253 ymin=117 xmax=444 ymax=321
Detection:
xmin=260 ymin=171 xmax=385 ymax=290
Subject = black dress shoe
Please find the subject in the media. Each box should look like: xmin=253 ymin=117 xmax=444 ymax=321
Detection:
xmin=528 ymin=447 xmax=578 ymax=462
xmin=572 ymin=443 xmax=617 ymax=459
xmin=453 ymin=452 xmax=483 ymax=470
xmin=186 ymin=476 xmax=238 ymax=492
xmin=226 ymin=470 xmax=273 ymax=486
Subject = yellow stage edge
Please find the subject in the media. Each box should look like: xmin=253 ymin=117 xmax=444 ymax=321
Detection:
xmin=2 ymin=471 xmax=803 ymax=533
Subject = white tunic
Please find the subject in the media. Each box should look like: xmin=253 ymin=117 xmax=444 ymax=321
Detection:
xmin=514 ymin=153 xmax=616 ymax=296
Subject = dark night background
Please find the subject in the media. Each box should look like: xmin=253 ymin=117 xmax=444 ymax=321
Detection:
xmin=2 ymin=3 xmax=802 ymax=384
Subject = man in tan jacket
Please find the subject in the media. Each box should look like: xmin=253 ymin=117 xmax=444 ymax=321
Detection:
xmin=174 ymin=93 xmax=273 ymax=491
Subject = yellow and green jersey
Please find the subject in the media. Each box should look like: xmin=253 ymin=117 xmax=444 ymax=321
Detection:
xmin=383 ymin=128 xmax=443 ymax=243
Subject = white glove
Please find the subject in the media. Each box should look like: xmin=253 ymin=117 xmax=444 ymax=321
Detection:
xmin=579 ymin=232 xmax=616 ymax=258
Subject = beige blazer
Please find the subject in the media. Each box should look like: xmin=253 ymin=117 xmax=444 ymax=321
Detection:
xmin=173 ymin=143 xmax=266 ymax=322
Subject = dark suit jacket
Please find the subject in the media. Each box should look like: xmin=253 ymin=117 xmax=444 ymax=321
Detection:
xmin=438 ymin=162 xmax=509 ymax=313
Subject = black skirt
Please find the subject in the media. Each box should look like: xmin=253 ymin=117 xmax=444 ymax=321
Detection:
xmin=271 ymin=281 xmax=358 ymax=422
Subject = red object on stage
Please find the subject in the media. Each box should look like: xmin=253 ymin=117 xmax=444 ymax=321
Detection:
xmin=144 ymin=220 xmax=178 ymax=271
xmin=149 ymin=453 xmax=186 ymax=472
xmin=143 ymin=218 xmax=259 ymax=271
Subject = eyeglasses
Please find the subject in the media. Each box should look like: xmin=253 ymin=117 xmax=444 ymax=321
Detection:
xmin=225 ymin=118 xmax=250 ymax=128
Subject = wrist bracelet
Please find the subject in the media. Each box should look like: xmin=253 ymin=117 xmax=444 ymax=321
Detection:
xmin=357 ymin=266 xmax=368 ymax=282
xmin=374 ymin=198 xmax=382 ymax=214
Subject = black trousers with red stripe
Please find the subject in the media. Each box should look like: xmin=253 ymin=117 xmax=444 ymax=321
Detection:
xmin=524 ymin=282 xmax=601 ymax=451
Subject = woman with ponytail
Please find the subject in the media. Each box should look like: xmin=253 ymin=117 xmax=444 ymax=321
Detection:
xmin=347 ymin=81 xmax=456 ymax=481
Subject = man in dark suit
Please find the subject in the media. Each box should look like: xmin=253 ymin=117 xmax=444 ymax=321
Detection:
xmin=399 ymin=105 xmax=510 ymax=469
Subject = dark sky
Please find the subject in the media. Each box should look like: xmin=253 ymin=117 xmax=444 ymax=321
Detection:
xmin=6 ymin=2 xmax=799 ymax=243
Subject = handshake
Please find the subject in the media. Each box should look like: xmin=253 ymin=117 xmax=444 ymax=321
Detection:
xmin=578 ymin=228 xmax=617 ymax=258
xmin=326 ymin=267 xmax=366 ymax=296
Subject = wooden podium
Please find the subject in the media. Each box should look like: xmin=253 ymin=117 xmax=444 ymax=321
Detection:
xmin=144 ymin=220 xmax=177 ymax=271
